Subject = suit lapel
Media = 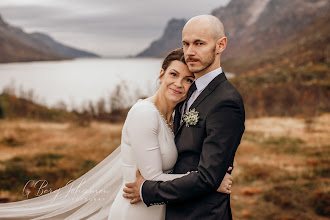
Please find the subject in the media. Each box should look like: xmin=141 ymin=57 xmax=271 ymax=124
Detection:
xmin=174 ymin=101 xmax=184 ymax=134
xmin=189 ymin=72 xmax=227 ymax=110
xmin=175 ymin=116 xmax=185 ymax=137
xmin=175 ymin=72 xmax=227 ymax=137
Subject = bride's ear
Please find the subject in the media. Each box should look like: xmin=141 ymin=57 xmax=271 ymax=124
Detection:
xmin=159 ymin=69 xmax=165 ymax=84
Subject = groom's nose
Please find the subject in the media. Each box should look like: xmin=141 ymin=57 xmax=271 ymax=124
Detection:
xmin=185 ymin=45 xmax=196 ymax=56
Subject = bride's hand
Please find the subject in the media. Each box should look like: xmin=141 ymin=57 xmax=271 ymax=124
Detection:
xmin=217 ymin=167 xmax=233 ymax=194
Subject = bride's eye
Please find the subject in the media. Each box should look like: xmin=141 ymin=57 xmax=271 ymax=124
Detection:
xmin=170 ymin=72 xmax=177 ymax=77
xmin=186 ymin=78 xmax=193 ymax=83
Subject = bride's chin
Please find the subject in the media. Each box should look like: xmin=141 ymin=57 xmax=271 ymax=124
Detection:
xmin=163 ymin=90 xmax=185 ymax=103
xmin=174 ymin=97 xmax=185 ymax=105
xmin=166 ymin=94 xmax=181 ymax=104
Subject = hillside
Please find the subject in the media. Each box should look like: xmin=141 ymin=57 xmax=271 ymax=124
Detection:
xmin=136 ymin=18 xmax=186 ymax=58
xmin=230 ymin=62 xmax=330 ymax=118
xmin=216 ymin=0 xmax=330 ymax=74
xmin=0 ymin=92 xmax=129 ymax=124
xmin=0 ymin=115 xmax=328 ymax=219
xmin=30 ymin=32 xmax=99 ymax=59
xmin=0 ymin=15 xmax=99 ymax=63
xmin=136 ymin=0 xmax=330 ymax=75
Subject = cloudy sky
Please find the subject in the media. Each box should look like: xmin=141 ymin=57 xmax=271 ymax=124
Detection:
xmin=0 ymin=0 xmax=230 ymax=57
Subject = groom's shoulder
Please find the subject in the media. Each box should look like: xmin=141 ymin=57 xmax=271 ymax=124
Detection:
xmin=208 ymin=81 xmax=245 ymax=120
xmin=214 ymin=78 xmax=243 ymax=104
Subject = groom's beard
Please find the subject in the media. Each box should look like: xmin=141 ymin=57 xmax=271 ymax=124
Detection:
xmin=187 ymin=46 xmax=216 ymax=74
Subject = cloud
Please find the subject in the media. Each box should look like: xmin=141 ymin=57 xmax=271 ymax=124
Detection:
xmin=0 ymin=0 xmax=230 ymax=56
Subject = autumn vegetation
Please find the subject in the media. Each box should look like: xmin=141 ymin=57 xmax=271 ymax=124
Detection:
xmin=0 ymin=83 xmax=131 ymax=125
xmin=0 ymin=111 xmax=329 ymax=219
xmin=230 ymin=62 xmax=330 ymax=118
xmin=0 ymin=55 xmax=329 ymax=219
xmin=1 ymin=9 xmax=330 ymax=218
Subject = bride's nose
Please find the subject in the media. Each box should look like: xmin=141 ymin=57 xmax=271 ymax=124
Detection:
xmin=174 ymin=78 xmax=183 ymax=88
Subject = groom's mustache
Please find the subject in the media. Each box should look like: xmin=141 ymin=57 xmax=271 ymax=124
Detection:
xmin=186 ymin=58 xmax=200 ymax=62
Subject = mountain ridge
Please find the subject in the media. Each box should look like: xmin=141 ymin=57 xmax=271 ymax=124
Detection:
xmin=136 ymin=18 xmax=186 ymax=58
xmin=136 ymin=0 xmax=330 ymax=75
xmin=0 ymin=14 xmax=99 ymax=63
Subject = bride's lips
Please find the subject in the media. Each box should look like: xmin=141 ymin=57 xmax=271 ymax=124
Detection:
xmin=170 ymin=88 xmax=182 ymax=95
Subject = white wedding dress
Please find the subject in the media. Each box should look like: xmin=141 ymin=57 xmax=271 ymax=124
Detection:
xmin=0 ymin=99 xmax=185 ymax=220
xmin=108 ymin=99 xmax=186 ymax=220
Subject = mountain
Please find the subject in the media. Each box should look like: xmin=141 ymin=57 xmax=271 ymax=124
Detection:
xmin=30 ymin=32 xmax=99 ymax=58
xmin=136 ymin=18 xmax=186 ymax=58
xmin=213 ymin=0 xmax=329 ymax=74
xmin=0 ymin=15 xmax=99 ymax=63
xmin=136 ymin=0 xmax=330 ymax=75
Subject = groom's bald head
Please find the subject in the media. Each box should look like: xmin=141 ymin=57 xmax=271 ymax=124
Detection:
xmin=183 ymin=15 xmax=225 ymax=42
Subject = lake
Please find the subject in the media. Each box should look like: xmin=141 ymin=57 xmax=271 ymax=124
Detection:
xmin=0 ymin=58 xmax=163 ymax=111
xmin=0 ymin=58 xmax=234 ymax=111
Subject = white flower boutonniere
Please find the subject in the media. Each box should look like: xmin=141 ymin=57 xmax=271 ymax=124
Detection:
xmin=183 ymin=108 xmax=199 ymax=127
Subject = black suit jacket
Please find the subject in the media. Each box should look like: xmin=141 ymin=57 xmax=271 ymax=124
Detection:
xmin=142 ymin=72 xmax=245 ymax=220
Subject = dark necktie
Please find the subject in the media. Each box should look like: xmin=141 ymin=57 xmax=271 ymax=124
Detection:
xmin=184 ymin=82 xmax=197 ymax=111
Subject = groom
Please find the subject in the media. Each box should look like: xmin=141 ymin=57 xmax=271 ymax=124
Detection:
xmin=124 ymin=15 xmax=245 ymax=219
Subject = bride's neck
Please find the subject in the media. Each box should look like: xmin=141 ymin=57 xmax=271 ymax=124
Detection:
xmin=150 ymin=93 xmax=176 ymax=122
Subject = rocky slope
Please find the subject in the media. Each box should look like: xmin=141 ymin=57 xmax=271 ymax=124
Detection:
xmin=136 ymin=18 xmax=186 ymax=58
xmin=0 ymin=15 xmax=99 ymax=63
xmin=136 ymin=0 xmax=330 ymax=75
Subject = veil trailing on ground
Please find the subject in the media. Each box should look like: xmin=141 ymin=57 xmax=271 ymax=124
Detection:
xmin=0 ymin=147 xmax=123 ymax=220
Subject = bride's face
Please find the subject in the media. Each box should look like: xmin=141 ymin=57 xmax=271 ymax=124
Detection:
xmin=159 ymin=60 xmax=194 ymax=104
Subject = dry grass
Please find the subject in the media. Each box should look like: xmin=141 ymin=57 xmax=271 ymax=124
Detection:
xmin=0 ymin=115 xmax=329 ymax=219
xmin=231 ymin=114 xmax=330 ymax=220
xmin=0 ymin=119 xmax=123 ymax=202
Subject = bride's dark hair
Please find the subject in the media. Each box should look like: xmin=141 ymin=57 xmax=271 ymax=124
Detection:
xmin=160 ymin=48 xmax=186 ymax=79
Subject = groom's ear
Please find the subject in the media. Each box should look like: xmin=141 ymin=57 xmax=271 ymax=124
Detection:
xmin=216 ymin=37 xmax=227 ymax=54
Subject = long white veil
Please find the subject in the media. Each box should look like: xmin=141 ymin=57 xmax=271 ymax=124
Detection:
xmin=0 ymin=147 xmax=123 ymax=220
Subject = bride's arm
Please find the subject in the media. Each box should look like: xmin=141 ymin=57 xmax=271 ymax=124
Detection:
xmin=127 ymin=107 xmax=186 ymax=182
xmin=127 ymin=105 xmax=233 ymax=190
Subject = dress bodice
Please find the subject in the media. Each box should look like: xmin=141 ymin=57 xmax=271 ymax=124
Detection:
xmin=108 ymin=99 xmax=187 ymax=220
xmin=120 ymin=99 xmax=178 ymax=183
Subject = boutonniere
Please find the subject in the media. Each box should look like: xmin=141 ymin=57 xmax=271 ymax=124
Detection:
xmin=183 ymin=108 xmax=199 ymax=127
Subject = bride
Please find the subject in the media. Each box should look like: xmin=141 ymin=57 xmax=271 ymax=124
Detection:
xmin=0 ymin=48 xmax=232 ymax=220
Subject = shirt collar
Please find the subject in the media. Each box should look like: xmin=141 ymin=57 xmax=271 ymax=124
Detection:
xmin=194 ymin=67 xmax=222 ymax=92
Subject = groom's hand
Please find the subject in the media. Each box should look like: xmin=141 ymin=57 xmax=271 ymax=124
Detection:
xmin=123 ymin=170 xmax=145 ymax=204
xmin=217 ymin=167 xmax=233 ymax=194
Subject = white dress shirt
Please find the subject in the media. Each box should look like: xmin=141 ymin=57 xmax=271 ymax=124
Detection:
xmin=181 ymin=67 xmax=223 ymax=119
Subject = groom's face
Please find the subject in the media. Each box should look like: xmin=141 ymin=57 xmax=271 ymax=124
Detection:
xmin=182 ymin=23 xmax=217 ymax=75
